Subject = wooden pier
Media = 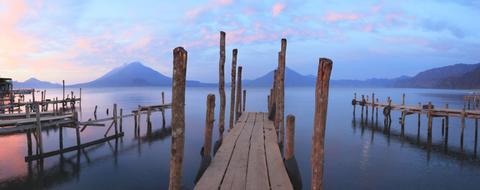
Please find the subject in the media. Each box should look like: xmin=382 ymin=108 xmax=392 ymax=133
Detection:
xmin=352 ymin=93 xmax=480 ymax=149
xmin=195 ymin=112 xmax=293 ymax=190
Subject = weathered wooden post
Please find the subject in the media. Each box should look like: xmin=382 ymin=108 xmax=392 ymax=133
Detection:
xmin=427 ymin=102 xmax=433 ymax=138
xmin=26 ymin=130 xmax=33 ymax=156
xmin=417 ymin=102 xmax=421 ymax=129
xmin=161 ymin=91 xmax=166 ymax=127
xmin=35 ymin=103 xmax=43 ymax=155
xmin=460 ymin=108 xmax=466 ymax=149
xmin=353 ymin=93 xmax=357 ymax=116
xmin=235 ymin=66 xmax=243 ymax=121
xmin=229 ymin=49 xmax=237 ymax=130
xmin=94 ymin=105 xmax=98 ymax=119
xmin=243 ymin=90 xmax=246 ymax=112
xmin=62 ymin=80 xmax=65 ymax=103
xmin=371 ymin=93 xmax=375 ymax=121
xmin=218 ymin=31 xmax=226 ymax=136
xmin=276 ymin=39 xmax=287 ymax=144
xmin=204 ymin=94 xmax=215 ymax=156
xmin=41 ymin=91 xmax=44 ymax=112
xmin=365 ymin=95 xmax=369 ymax=124
xmin=311 ymin=58 xmax=332 ymax=190
xmin=74 ymin=111 xmax=81 ymax=146
xmin=113 ymin=104 xmax=118 ymax=135
xmin=445 ymin=103 xmax=449 ymax=140
xmin=26 ymin=105 xmax=30 ymax=118
xmin=286 ymin=114 xmax=295 ymax=160
xmin=360 ymin=95 xmax=365 ymax=120
xmin=59 ymin=123 xmax=63 ymax=150
xmin=147 ymin=107 xmax=152 ymax=135
xmin=402 ymin=93 xmax=405 ymax=106
xmin=270 ymin=70 xmax=278 ymax=122
xmin=120 ymin=108 xmax=123 ymax=133
xmin=441 ymin=118 xmax=445 ymax=136
xmin=169 ymin=47 xmax=187 ymax=190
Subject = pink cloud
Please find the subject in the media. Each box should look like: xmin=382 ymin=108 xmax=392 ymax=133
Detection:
xmin=323 ymin=12 xmax=363 ymax=22
xmin=185 ymin=0 xmax=233 ymax=20
xmin=272 ymin=3 xmax=285 ymax=17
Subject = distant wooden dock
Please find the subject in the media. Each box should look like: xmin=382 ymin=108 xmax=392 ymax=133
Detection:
xmin=195 ymin=112 xmax=293 ymax=190
xmin=352 ymin=93 xmax=480 ymax=150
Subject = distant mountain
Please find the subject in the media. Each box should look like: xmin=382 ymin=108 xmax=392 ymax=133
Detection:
xmin=13 ymin=78 xmax=61 ymax=88
xmin=244 ymin=67 xmax=315 ymax=87
xmin=244 ymin=67 xmax=406 ymax=87
xmin=73 ymin=62 xmax=213 ymax=87
xmin=394 ymin=63 xmax=480 ymax=89
xmin=332 ymin=76 xmax=409 ymax=87
xmin=438 ymin=66 xmax=480 ymax=89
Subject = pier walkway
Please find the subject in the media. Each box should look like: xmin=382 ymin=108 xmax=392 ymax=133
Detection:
xmin=195 ymin=112 xmax=293 ymax=190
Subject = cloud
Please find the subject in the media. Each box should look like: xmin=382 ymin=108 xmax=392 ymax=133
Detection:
xmin=185 ymin=0 xmax=233 ymax=20
xmin=272 ymin=3 xmax=285 ymax=17
xmin=323 ymin=12 xmax=363 ymax=23
xmin=422 ymin=19 xmax=465 ymax=38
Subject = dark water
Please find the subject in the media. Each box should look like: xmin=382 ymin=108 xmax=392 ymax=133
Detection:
xmin=1 ymin=87 xmax=479 ymax=190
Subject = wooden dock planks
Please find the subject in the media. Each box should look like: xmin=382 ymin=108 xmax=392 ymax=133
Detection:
xmin=195 ymin=112 xmax=293 ymax=190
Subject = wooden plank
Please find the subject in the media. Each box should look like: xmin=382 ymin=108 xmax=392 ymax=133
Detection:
xmin=194 ymin=112 xmax=251 ymax=190
xmin=0 ymin=114 xmax=73 ymax=127
xmin=246 ymin=112 xmax=269 ymax=190
xmin=25 ymin=132 xmax=124 ymax=161
xmin=220 ymin=112 xmax=257 ymax=190
xmin=264 ymin=113 xmax=293 ymax=190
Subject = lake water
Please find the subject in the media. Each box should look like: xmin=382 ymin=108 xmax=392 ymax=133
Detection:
xmin=1 ymin=87 xmax=480 ymax=189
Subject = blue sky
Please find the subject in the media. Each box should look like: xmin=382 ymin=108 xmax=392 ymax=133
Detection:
xmin=0 ymin=0 xmax=479 ymax=83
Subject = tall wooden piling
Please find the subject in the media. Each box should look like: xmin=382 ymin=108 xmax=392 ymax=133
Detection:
xmin=235 ymin=66 xmax=243 ymax=121
xmin=169 ymin=47 xmax=188 ymax=190
xmin=204 ymin=94 xmax=215 ymax=156
xmin=311 ymin=58 xmax=333 ymax=190
xmin=229 ymin=49 xmax=237 ymax=130
xmin=218 ymin=31 xmax=226 ymax=136
xmin=285 ymin=114 xmax=295 ymax=160
xmin=276 ymin=38 xmax=287 ymax=145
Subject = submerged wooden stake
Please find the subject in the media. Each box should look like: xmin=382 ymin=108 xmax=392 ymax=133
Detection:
xmin=229 ymin=49 xmax=237 ymax=130
xmin=311 ymin=58 xmax=333 ymax=190
xmin=169 ymin=47 xmax=188 ymax=190
xmin=286 ymin=114 xmax=295 ymax=160
xmin=218 ymin=31 xmax=226 ymax=136
xmin=204 ymin=94 xmax=215 ymax=156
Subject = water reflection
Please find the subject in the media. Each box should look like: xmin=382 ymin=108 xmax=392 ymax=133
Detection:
xmin=0 ymin=125 xmax=172 ymax=189
xmin=352 ymin=117 xmax=480 ymax=166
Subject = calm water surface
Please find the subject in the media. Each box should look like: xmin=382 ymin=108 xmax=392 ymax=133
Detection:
xmin=1 ymin=87 xmax=479 ymax=189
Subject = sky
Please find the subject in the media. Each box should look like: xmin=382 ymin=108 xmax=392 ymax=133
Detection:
xmin=0 ymin=0 xmax=479 ymax=84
